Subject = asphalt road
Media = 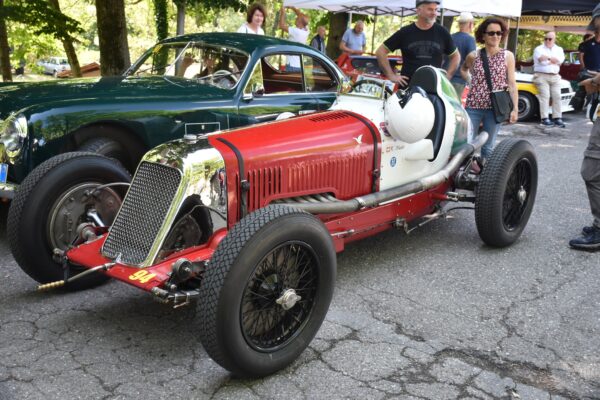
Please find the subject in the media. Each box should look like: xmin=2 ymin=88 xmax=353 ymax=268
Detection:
xmin=0 ymin=113 xmax=599 ymax=400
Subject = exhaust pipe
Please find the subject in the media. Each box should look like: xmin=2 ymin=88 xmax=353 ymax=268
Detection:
xmin=280 ymin=132 xmax=488 ymax=214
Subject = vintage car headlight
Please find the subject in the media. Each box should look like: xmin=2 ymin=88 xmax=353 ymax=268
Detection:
xmin=0 ymin=113 xmax=28 ymax=161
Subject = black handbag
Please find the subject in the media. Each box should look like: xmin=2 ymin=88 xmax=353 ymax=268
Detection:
xmin=480 ymin=49 xmax=514 ymax=123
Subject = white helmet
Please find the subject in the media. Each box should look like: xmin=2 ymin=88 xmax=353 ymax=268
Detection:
xmin=384 ymin=86 xmax=435 ymax=143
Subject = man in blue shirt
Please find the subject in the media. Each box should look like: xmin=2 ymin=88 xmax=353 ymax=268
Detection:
xmin=340 ymin=21 xmax=366 ymax=55
xmin=448 ymin=12 xmax=476 ymax=97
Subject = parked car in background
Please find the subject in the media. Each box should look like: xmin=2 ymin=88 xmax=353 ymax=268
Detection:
xmin=36 ymin=56 xmax=71 ymax=77
xmin=336 ymin=53 xmax=402 ymax=82
xmin=0 ymin=33 xmax=343 ymax=201
xmin=516 ymin=71 xmax=575 ymax=121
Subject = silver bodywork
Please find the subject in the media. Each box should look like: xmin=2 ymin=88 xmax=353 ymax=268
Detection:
xmin=101 ymin=137 xmax=226 ymax=267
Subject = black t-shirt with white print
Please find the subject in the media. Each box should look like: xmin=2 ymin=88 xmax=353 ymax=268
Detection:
xmin=383 ymin=23 xmax=457 ymax=79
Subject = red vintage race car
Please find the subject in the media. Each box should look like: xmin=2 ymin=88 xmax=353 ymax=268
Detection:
xmin=8 ymin=66 xmax=538 ymax=377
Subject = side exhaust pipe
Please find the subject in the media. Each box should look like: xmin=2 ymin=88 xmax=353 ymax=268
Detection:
xmin=279 ymin=132 xmax=489 ymax=214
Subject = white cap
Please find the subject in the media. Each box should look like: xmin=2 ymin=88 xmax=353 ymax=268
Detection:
xmin=457 ymin=12 xmax=474 ymax=23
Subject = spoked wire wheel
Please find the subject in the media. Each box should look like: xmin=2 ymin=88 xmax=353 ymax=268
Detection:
xmin=198 ymin=205 xmax=336 ymax=377
xmin=241 ymin=241 xmax=319 ymax=352
xmin=502 ymin=158 xmax=533 ymax=232
xmin=475 ymin=139 xmax=538 ymax=247
xmin=7 ymin=152 xmax=130 ymax=289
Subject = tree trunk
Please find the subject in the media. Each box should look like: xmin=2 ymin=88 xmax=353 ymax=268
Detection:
xmin=48 ymin=0 xmax=81 ymax=77
xmin=0 ymin=0 xmax=12 ymax=82
xmin=440 ymin=16 xmax=454 ymax=32
xmin=326 ymin=12 xmax=348 ymax=62
xmin=175 ymin=2 xmax=185 ymax=35
xmin=153 ymin=0 xmax=169 ymax=41
xmin=95 ymin=0 xmax=131 ymax=76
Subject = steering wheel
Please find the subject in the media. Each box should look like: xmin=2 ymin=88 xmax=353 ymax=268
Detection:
xmin=213 ymin=70 xmax=238 ymax=88
xmin=350 ymin=78 xmax=394 ymax=98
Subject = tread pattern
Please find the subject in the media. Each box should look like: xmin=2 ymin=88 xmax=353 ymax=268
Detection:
xmin=8 ymin=152 xmax=107 ymax=274
xmin=7 ymin=152 xmax=131 ymax=286
xmin=475 ymin=139 xmax=536 ymax=247
xmin=79 ymin=137 xmax=121 ymax=154
xmin=198 ymin=205 xmax=307 ymax=371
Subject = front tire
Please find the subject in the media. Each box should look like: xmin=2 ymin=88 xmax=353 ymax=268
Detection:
xmin=198 ymin=205 xmax=336 ymax=377
xmin=475 ymin=139 xmax=538 ymax=247
xmin=7 ymin=152 xmax=131 ymax=290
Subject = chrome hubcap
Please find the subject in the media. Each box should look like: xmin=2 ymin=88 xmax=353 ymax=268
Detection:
xmin=517 ymin=186 xmax=527 ymax=204
xmin=276 ymin=289 xmax=302 ymax=310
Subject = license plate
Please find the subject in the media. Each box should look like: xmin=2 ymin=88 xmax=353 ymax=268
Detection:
xmin=0 ymin=164 xmax=7 ymax=184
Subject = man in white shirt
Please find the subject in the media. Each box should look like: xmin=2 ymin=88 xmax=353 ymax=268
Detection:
xmin=533 ymin=31 xmax=566 ymax=127
xmin=279 ymin=6 xmax=310 ymax=72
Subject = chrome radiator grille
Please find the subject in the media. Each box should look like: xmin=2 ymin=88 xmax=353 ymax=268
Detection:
xmin=102 ymin=161 xmax=182 ymax=266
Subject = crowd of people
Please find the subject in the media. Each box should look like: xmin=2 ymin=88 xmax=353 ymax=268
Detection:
xmin=234 ymin=0 xmax=600 ymax=251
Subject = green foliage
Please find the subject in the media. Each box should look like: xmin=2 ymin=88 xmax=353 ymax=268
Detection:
xmin=153 ymin=0 xmax=168 ymax=40
xmin=516 ymin=29 xmax=587 ymax=61
xmin=0 ymin=0 xmax=83 ymax=41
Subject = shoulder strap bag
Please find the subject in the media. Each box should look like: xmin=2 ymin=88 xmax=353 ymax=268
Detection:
xmin=481 ymin=49 xmax=513 ymax=123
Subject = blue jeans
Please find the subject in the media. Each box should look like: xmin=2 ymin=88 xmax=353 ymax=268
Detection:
xmin=466 ymin=108 xmax=500 ymax=160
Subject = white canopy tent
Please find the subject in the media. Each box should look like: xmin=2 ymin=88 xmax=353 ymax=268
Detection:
xmin=284 ymin=0 xmax=522 ymax=53
xmin=283 ymin=0 xmax=522 ymax=17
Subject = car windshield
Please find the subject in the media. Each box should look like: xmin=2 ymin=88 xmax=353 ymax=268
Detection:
xmin=126 ymin=41 xmax=249 ymax=89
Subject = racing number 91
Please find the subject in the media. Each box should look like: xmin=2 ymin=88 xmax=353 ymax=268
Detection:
xmin=128 ymin=270 xmax=156 ymax=284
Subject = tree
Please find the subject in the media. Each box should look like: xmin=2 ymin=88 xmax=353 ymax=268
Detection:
xmin=0 ymin=0 xmax=10 ymax=81
xmin=173 ymin=0 xmax=245 ymax=35
xmin=326 ymin=12 xmax=347 ymax=61
xmin=47 ymin=0 xmax=81 ymax=77
xmin=0 ymin=0 xmax=83 ymax=81
xmin=153 ymin=0 xmax=169 ymax=41
xmin=95 ymin=0 xmax=130 ymax=76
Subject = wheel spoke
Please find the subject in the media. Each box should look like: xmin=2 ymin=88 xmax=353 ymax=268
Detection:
xmin=240 ymin=241 xmax=319 ymax=351
xmin=501 ymin=159 xmax=532 ymax=230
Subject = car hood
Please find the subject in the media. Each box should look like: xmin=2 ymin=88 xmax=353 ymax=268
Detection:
xmin=0 ymin=76 xmax=232 ymax=118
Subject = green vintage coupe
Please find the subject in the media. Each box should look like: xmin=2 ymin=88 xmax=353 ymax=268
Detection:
xmin=0 ymin=32 xmax=343 ymax=199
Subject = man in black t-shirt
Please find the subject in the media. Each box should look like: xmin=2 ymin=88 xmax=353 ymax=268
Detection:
xmin=375 ymin=0 xmax=459 ymax=87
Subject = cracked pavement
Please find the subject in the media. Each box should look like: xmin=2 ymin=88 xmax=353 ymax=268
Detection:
xmin=1 ymin=113 xmax=599 ymax=400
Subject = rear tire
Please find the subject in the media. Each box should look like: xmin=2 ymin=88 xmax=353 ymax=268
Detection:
xmin=7 ymin=152 xmax=131 ymax=290
xmin=198 ymin=205 xmax=336 ymax=377
xmin=475 ymin=139 xmax=538 ymax=247
xmin=79 ymin=137 xmax=128 ymax=167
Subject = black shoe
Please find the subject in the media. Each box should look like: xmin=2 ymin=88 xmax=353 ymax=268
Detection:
xmin=582 ymin=225 xmax=597 ymax=235
xmin=569 ymin=226 xmax=600 ymax=251
xmin=540 ymin=118 xmax=553 ymax=126
xmin=553 ymin=118 xmax=566 ymax=127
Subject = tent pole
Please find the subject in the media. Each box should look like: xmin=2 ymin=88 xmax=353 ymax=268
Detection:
xmin=371 ymin=10 xmax=378 ymax=54
xmin=514 ymin=17 xmax=521 ymax=54
xmin=348 ymin=11 xmax=353 ymax=29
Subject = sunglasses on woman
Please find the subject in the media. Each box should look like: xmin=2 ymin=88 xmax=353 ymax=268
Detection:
xmin=485 ymin=31 xmax=503 ymax=36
